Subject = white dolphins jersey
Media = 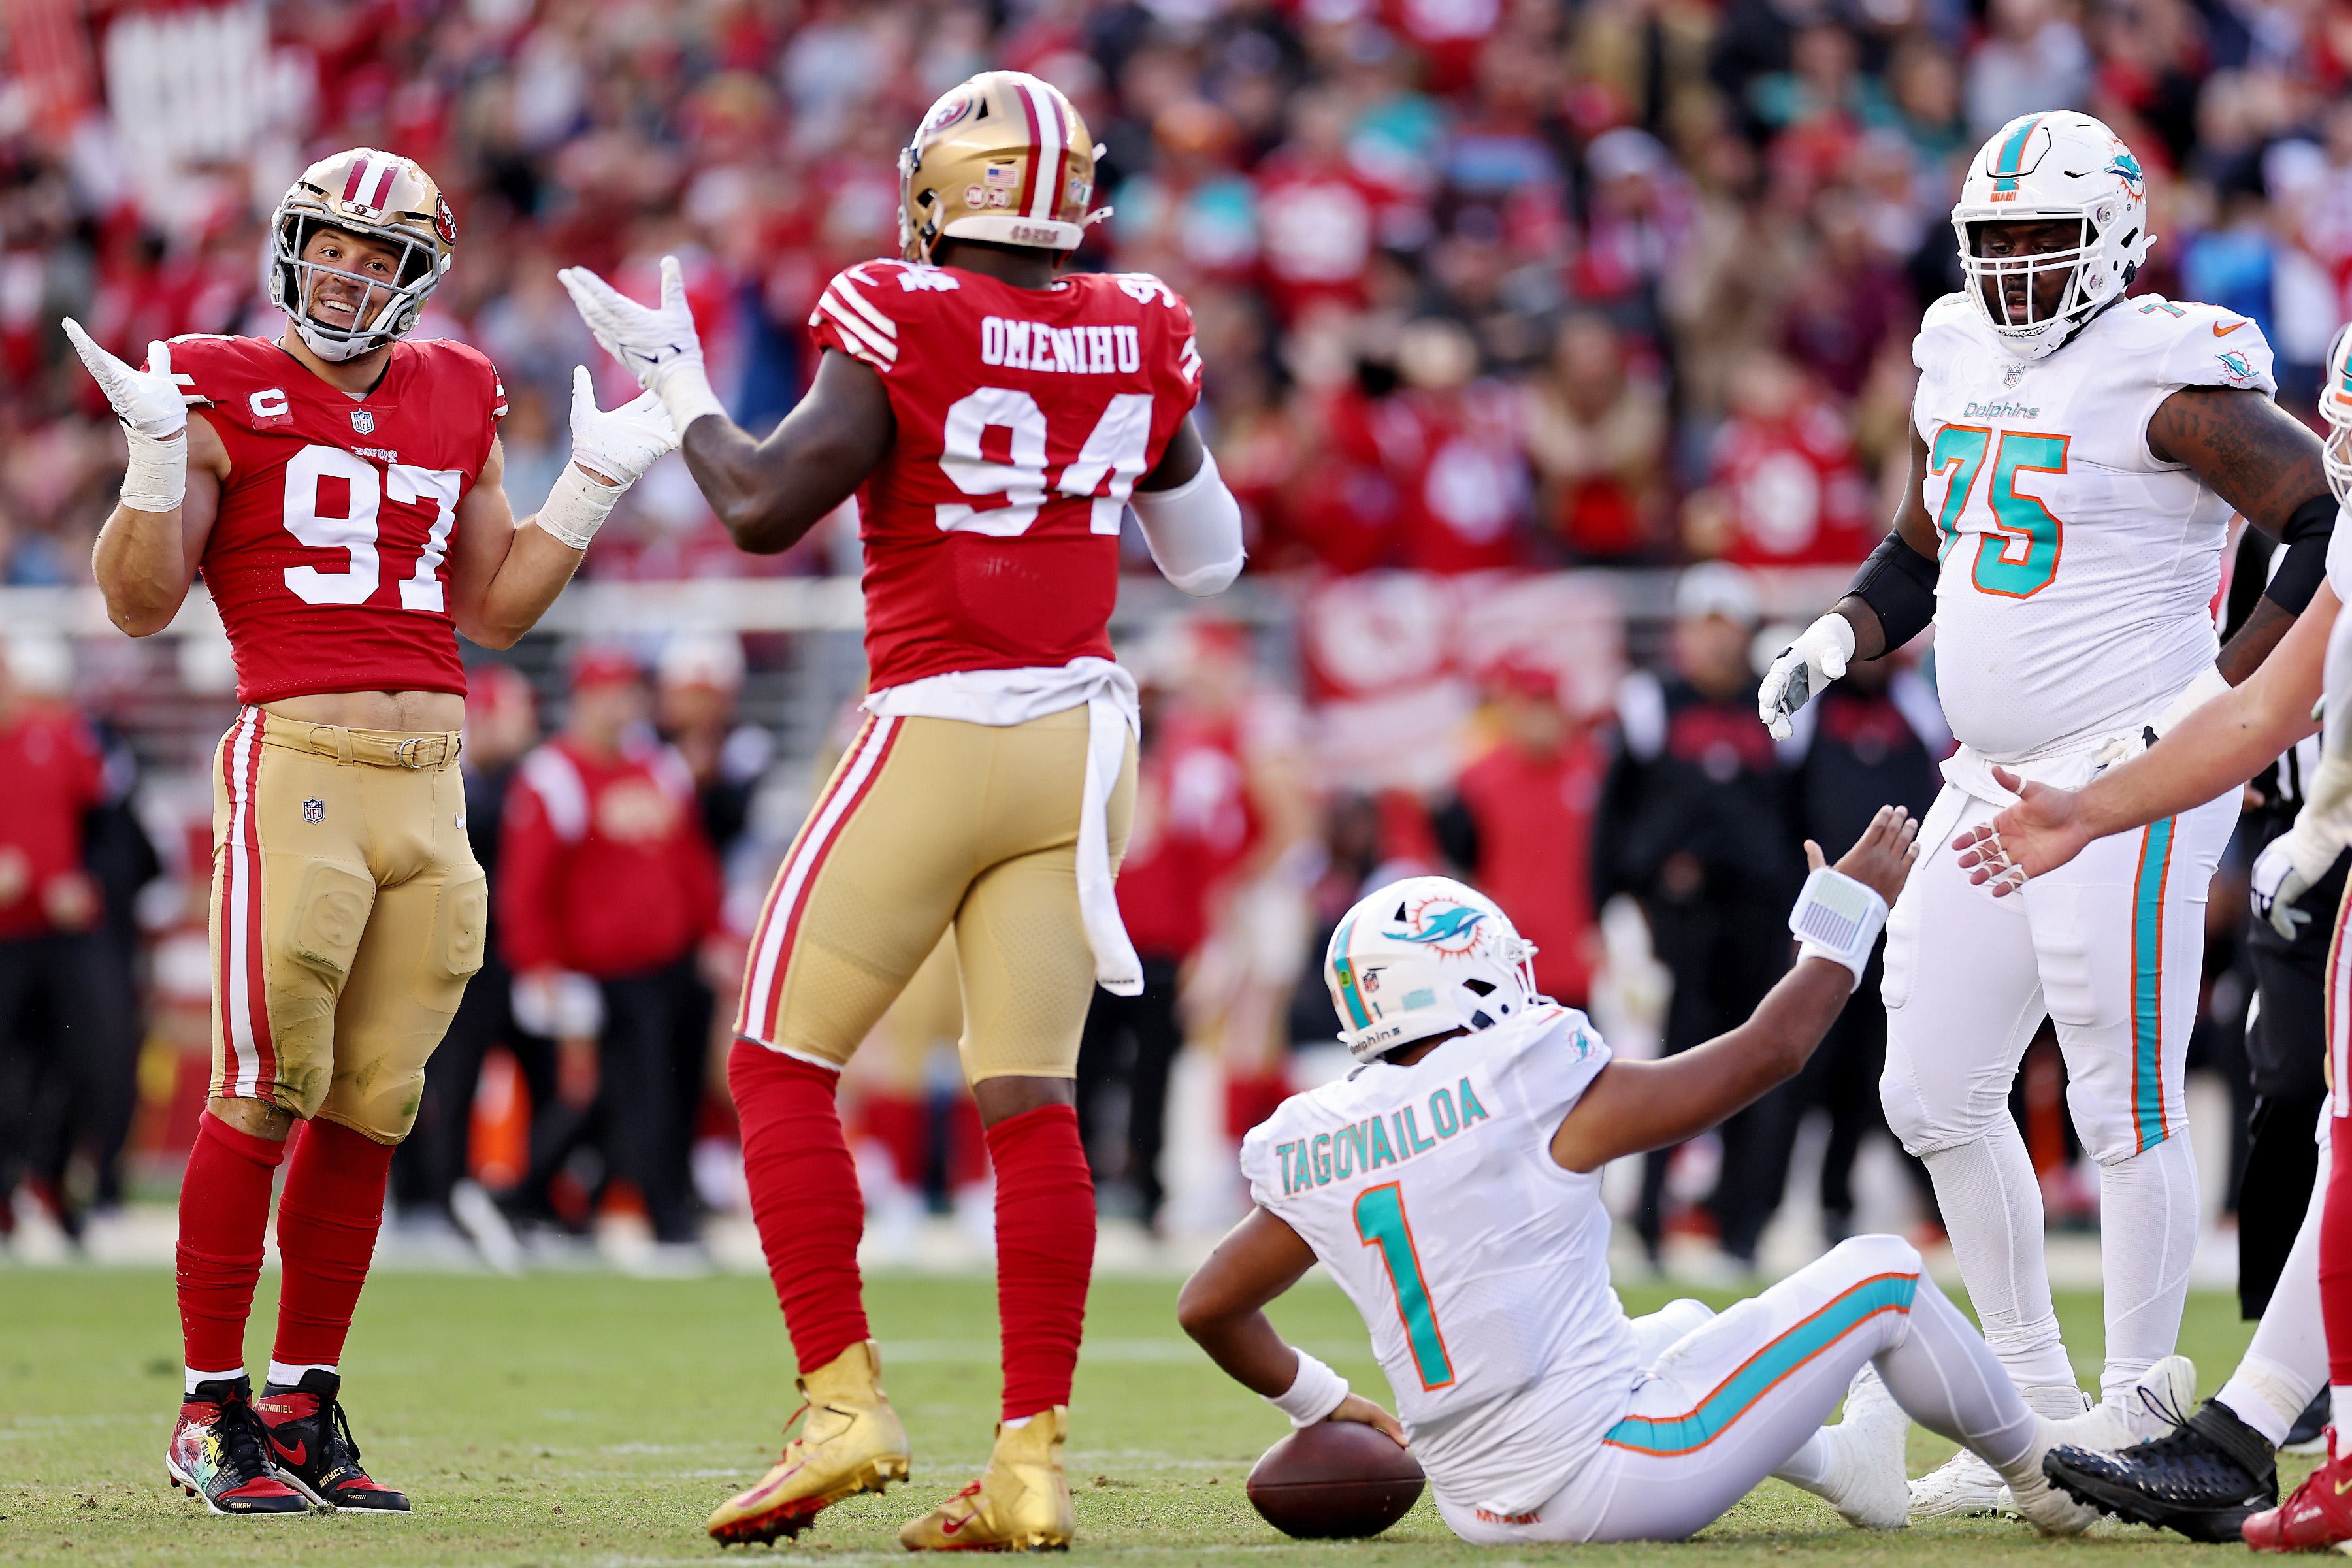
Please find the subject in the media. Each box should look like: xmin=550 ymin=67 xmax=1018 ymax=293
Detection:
xmin=1239 ymin=1006 xmax=1637 ymax=1517
xmin=1912 ymin=291 xmax=2276 ymax=764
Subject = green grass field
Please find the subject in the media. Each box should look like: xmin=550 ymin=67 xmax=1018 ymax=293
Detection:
xmin=0 ymin=1267 xmax=2287 ymax=1565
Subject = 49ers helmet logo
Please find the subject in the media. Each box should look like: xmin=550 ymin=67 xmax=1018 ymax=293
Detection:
xmin=1382 ymin=897 xmax=1489 ymax=956
xmin=922 ymin=93 xmax=975 ymax=135
xmin=434 ymin=193 xmax=458 ymax=246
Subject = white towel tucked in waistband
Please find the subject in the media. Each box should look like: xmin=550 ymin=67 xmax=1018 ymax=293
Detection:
xmin=862 ymin=657 xmax=1144 ymax=996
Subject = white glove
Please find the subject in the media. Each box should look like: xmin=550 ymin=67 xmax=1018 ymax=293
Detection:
xmin=2251 ymin=755 xmax=2352 ymax=939
xmin=566 ymin=365 xmax=678 ymax=487
xmin=65 ymin=319 xmax=190 ymax=513
xmin=531 ymin=367 xmax=681 ymax=551
xmin=1757 ymin=613 xmax=1857 ymax=740
xmin=62 ymin=319 xmax=186 ymax=440
xmin=556 ymin=255 xmax=727 ymax=433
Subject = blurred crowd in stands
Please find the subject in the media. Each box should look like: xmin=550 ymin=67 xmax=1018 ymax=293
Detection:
xmin=6 ymin=0 xmax=2352 ymax=585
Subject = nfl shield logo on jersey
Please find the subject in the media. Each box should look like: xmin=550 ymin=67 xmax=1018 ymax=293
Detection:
xmin=302 ymin=798 xmax=325 ymax=823
xmin=2004 ymin=362 xmax=2027 ymax=387
xmin=350 ymin=409 xmax=375 ymax=434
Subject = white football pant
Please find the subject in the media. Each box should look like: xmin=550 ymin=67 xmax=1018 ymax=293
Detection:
xmin=1880 ymin=779 xmax=2237 ymax=1401
xmin=1439 ymin=1235 xmax=2042 ymax=1543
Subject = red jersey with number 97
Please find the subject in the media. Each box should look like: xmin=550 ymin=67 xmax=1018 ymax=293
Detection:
xmin=174 ymin=334 xmax=506 ymax=704
xmin=808 ymin=260 xmax=1204 ymax=691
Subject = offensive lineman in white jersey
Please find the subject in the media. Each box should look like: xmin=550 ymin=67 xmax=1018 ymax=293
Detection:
xmin=1177 ymin=836 xmax=2194 ymax=1544
xmin=1757 ymin=110 xmax=2338 ymax=1516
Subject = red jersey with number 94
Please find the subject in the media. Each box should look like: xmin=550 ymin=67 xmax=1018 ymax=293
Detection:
xmin=808 ymin=260 xmax=1204 ymax=691
xmin=174 ymin=335 xmax=506 ymax=704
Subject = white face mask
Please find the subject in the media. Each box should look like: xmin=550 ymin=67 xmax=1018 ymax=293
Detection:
xmin=272 ymin=219 xmax=442 ymax=361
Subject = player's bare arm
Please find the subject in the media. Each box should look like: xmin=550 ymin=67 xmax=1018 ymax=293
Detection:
xmin=1551 ymin=805 xmax=1919 ymax=1173
xmin=442 ymin=436 xmax=585 ymax=647
xmin=1177 ymin=1208 xmax=1407 ymax=1445
xmin=674 ymin=348 xmax=897 ymax=554
xmin=2148 ymin=385 xmax=2334 ymax=682
xmin=90 ymin=406 xmax=231 ymax=636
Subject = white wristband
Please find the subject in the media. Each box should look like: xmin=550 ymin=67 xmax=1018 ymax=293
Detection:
xmin=1267 ymin=1349 xmax=1349 ymax=1428
xmin=655 ymin=360 xmax=727 ymax=436
xmin=534 ymin=462 xmax=626 ymax=551
xmin=120 ymin=427 xmax=188 ymax=513
xmin=1789 ymin=866 xmax=1889 ymax=992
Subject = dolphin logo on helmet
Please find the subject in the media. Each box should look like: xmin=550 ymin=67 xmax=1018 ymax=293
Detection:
xmin=1951 ymin=112 xmax=2155 ymax=361
xmin=1327 ymin=877 xmax=1543 ymax=1064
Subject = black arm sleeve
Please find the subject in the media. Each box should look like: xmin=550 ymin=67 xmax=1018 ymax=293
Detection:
xmin=1848 ymin=531 xmax=1939 ymax=653
xmin=2260 ymin=493 xmax=2337 ymax=615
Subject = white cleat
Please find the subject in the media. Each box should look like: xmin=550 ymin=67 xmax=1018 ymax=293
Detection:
xmin=1909 ymin=1383 xmax=2083 ymax=1520
xmin=2047 ymin=1356 xmax=2198 ymax=1453
xmin=1824 ymin=1366 xmax=1911 ymax=1529
xmin=1906 ymin=1446 xmax=2008 ymax=1518
xmin=2005 ymin=1460 xmax=2100 ymax=1537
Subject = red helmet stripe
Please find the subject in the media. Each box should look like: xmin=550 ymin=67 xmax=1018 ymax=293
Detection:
xmin=1010 ymin=82 xmax=1043 ymax=220
xmin=1021 ymin=80 xmax=1065 ymax=221
xmin=368 ymin=160 xmax=397 ymax=210
xmin=341 ymin=159 xmax=371 ymax=203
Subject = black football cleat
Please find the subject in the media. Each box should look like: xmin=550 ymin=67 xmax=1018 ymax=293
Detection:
xmin=253 ymin=1370 xmax=411 ymax=1512
xmin=165 ymin=1378 xmax=310 ymax=1516
xmin=2043 ymin=1396 xmax=2277 ymax=1543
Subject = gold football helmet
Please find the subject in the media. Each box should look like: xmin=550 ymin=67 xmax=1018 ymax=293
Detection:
xmin=268 ymin=148 xmax=455 ymax=362
xmin=898 ymin=72 xmax=1105 ymax=263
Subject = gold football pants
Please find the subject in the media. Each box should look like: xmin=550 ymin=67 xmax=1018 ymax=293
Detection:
xmin=734 ymin=708 xmax=1134 ymax=1082
xmin=208 ymin=709 xmax=486 ymax=1142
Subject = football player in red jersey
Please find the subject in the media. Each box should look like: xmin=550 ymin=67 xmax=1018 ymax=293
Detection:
xmin=65 ymin=148 xmax=678 ymax=1518
xmin=561 ymin=71 xmax=1245 ymax=1550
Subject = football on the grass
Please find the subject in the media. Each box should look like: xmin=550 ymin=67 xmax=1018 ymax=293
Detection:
xmin=1246 ymin=1420 xmax=1425 ymax=1539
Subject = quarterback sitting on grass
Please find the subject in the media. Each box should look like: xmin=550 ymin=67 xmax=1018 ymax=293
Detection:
xmin=1178 ymin=809 xmax=2195 ymax=1543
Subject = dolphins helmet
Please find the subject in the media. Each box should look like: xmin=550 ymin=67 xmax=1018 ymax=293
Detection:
xmin=1950 ymin=112 xmax=2154 ymax=360
xmin=1325 ymin=877 xmax=1541 ymax=1064
xmin=2322 ymin=322 xmax=2352 ymax=508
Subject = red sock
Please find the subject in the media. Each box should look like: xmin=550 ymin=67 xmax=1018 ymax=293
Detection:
xmin=2325 ymin=1111 xmax=2352 ymax=1386
xmin=730 ymin=1039 xmax=870 ymax=1373
xmin=176 ymin=1112 xmax=289 ymax=1373
xmin=272 ymin=1119 xmax=395 ymax=1368
xmin=948 ymin=1093 xmax=989 ymax=1190
xmin=988 ymin=1103 xmax=1093 ymax=1420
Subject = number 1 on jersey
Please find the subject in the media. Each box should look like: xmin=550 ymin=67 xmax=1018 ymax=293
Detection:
xmin=1354 ymin=1183 xmax=1454 ymax=1390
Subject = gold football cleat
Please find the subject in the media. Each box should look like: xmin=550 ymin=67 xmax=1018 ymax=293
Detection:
xmin=898 ymin=1405 xmax=1075 ymax=1552
xmin=706 ymin=1339 xmax=911 ymax=1546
